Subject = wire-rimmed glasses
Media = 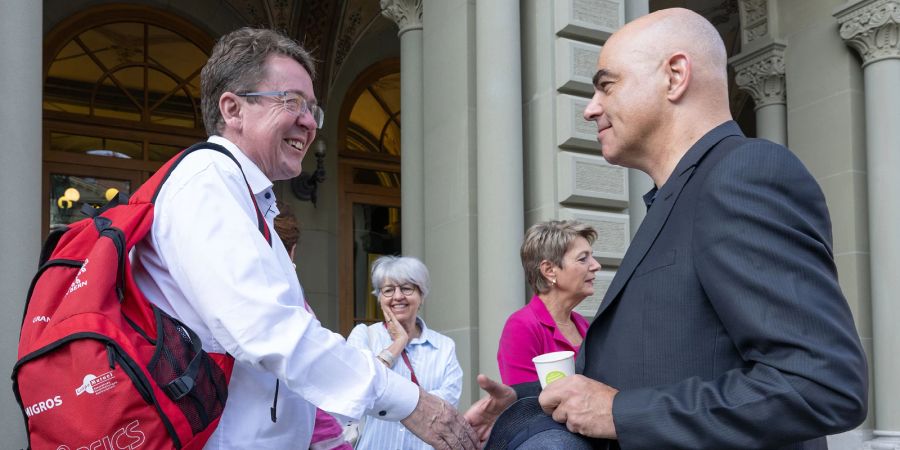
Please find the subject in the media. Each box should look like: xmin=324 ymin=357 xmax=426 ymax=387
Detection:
xmin=237 ymin=90 xmax=324 ymax=129
xmin=379 ymin=285 xmax=417 ymax=297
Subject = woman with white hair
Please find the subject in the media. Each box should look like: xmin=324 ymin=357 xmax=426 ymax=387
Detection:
xmin=347 ymin=255 xmax=463 ymax=450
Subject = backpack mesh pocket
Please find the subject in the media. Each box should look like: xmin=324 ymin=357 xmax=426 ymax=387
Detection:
xmin=147 ymin=308 xmax=228 ymax=433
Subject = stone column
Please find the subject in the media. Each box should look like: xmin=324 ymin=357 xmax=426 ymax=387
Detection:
xmin=476 ymin=0 xmax=525 ymax=381
xmin=382 ymin=0 xmax=425 ymax=260
xmin=835 ymin=1 xmax=900 ymax=448
xmin=0 ymin=1 xmax=42 ymax=446
xmin=730 ymin=41 xmax=788 ymax=145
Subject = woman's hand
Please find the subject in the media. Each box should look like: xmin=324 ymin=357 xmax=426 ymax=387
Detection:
xmin=382 ymin=304 xmax=409 ymax=355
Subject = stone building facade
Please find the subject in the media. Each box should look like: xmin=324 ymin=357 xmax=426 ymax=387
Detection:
xmin=1 ymin=0 xmax=896 ymax=447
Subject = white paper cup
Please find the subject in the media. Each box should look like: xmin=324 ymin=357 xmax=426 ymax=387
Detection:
xmin=532 ymin=350 xmax=575 ymax=388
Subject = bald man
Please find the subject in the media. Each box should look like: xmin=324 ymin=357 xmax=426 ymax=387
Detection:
xmin=466 ymin=8 xmax=867 ymax=449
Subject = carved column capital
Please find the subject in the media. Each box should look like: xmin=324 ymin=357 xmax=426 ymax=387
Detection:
xmin=835 ymin=0 xmax=900 ymax=66
xmin=730 ymin=41 xmax=787 ymax=109
xmin=381 ymin=0 xmax=423 ymax=36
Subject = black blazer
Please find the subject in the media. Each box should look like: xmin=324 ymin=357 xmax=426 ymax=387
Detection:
xmin=575 ymin=121 xmax=867 ymax=449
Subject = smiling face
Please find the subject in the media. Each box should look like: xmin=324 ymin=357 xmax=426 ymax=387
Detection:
xmin=378 ymin=279 xmax=422 ymax=326
xmin=225 ymin=54 xmax=318 ymax=181
xmin=582 ymin=31 xmax=665 ymax=170
xmin=550 ymin=236 xmax=602 ymax=302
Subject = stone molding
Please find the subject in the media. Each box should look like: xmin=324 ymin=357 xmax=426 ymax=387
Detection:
xmin=554 ymin=0 xmax=624 ymax=45
xmin=863 ymin=432 xmax=900 ymax=450
xmin=381 ymin=0 xmax=423 ymax=36
xmin=835 ymin=0 xmax=900 ymax=66
xmin=557 ymin=151 xmax=628 ymax=209
xmin=558 ymin=207 xmax=629 ymax=265
xmin=739 ymin=0 xmax=770 ymax=45
xmin=730 ymin=41 xmax=787 ymax=108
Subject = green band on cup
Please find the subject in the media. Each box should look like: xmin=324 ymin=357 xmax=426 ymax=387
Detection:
xmin=545 ymin=370 xmax=567 ymax=384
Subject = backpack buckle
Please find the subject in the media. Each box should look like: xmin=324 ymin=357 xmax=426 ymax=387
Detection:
xmin=164 ymin=375 xmax=195 ymax=400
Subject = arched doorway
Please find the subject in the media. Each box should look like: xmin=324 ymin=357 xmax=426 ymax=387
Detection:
xmin=338 ymin=59 xmax=402 ymax=335
xmin=42 ymin=5 xmax=212 ymax=236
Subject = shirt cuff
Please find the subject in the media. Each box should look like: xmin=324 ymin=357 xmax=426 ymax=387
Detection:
xmin=368 ymin=369 xmax=420 ymax=421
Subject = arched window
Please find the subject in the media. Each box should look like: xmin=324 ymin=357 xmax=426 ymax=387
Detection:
xmin=42 ymin=6 xmax=213 ymax=234
xmin=341 ymin=60 xmax=402 ymax=188
xmin=346 ymin=73 xmax=401 ymax=154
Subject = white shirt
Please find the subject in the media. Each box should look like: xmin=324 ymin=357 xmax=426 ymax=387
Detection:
xmin=132 ymin=136 xmax=419 ymax=449
xmin=347 ymin=318 xmax=463 ymax=450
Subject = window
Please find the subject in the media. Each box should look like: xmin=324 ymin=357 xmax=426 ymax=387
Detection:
xmin=42 ymin=6 xmax=212 ymax=235
xmin=344 ymin=72 xmax=401 ymax=158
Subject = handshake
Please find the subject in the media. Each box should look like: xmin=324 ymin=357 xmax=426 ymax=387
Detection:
xmin=401 ymin=375 xmax=517 ymax=450
xmin=405 ymin=372 xmax=617 ymax=450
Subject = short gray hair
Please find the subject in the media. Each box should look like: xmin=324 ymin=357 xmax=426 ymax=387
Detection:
xmin=370 ymin=256 xmax=431 ymax=299
xmin=200 ymin=27 xmax=316 ymax=136
xmin=521 ymin=220 xmax=598 ymax=295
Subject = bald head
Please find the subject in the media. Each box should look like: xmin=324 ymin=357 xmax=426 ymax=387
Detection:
xmin=607 ymin=8 xmax=729 ymax=99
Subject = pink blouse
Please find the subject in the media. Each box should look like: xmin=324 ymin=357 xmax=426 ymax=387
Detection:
xmin=497 ymin=295 xmax=590 ymax=385
xmin=311 ymin=409 xmax=352 ymax=450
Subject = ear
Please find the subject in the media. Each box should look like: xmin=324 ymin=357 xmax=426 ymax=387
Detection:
xmin=539 ymin=260 xmax=556 ymax=283
xmin=665 ymin=52 xmax=691 ymax=102
xmin=219 ymin=92 xmax=243 ymax=131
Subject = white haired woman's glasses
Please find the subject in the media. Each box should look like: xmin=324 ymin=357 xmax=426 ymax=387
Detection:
xmin=379 ymin=285 xmax=417 ymax=297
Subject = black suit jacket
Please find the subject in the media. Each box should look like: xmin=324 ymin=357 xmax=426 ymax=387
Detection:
xmin=574 ymin=122 xmax=867 ymax=449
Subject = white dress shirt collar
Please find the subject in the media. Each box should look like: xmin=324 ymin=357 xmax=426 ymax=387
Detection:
xmin=208 ymin=135 xmax=279 ymax=220
xmin=410 ymin=316 xmax=439 ymax=349
xmin=207 ymin=135 xmax=272 ymax=195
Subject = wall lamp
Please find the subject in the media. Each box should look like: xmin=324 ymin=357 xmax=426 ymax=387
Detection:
xmin=291 ymin=140 xmax=327 ymax=207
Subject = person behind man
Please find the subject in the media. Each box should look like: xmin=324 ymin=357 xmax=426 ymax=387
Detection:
xmin=466 ymin=8 xmax=867 ymax=449
xmin=273 ymin=207 xmax=353 ymax=450
xmin=497 ymin=220 xmax=599 ymax=385
xmin=346 ymin=255 xmax=464 ymax=449
xmin=132 ymin=27 xmax=477 ymax=450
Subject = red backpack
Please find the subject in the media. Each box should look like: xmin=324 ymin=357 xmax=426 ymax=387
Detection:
xmin=13 ymin=142 xmax=271 ymax=450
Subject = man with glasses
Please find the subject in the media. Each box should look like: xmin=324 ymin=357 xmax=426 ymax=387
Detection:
xmin=132 ymin=27 xmax=477 ymax=450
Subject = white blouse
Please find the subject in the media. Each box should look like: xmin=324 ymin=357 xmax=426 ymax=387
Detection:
xmin=347 ymin=318 xmax=463 ymax=450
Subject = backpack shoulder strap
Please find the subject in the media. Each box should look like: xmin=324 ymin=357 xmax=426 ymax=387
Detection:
xmin=136 ymin=141 xmax=272 ymax=246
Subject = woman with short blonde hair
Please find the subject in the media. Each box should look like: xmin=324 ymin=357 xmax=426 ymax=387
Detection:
xmin=498 ymin=220 xmax=601 ymax=385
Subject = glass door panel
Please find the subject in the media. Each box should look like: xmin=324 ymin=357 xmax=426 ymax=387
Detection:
xmin=352 ymin=203 xmax=401 ymax=327
xmin=44 ymin=163 xmax=141 ymax=236
xmin=50 ymin=132 xmax=142 ymax=159
xmin=49 ymin=174 xmax=131 ymax=229
xmin=149 ymin=142 xmax=184 ymax=161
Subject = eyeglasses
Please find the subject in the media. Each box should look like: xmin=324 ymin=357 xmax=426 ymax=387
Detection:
xmin=379 ymin=285 xmax=417 ymax=297
xmin=236 ymin=90 xmax=325 ymax=129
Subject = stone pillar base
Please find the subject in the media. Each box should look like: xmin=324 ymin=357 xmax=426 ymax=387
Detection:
xmin=864 ymin=431 xmax=900 ymax=449
xmin=828 ymin=428 xmax=873 ymax=449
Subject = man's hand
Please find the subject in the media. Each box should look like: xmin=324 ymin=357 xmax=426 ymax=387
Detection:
xmin=538 ymin=374 xmax=618 ymax=439
xmin=401 ymin=389 xmax=478 ymax=450
xmin=463 ymin=374 xmax=518 ymax=445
